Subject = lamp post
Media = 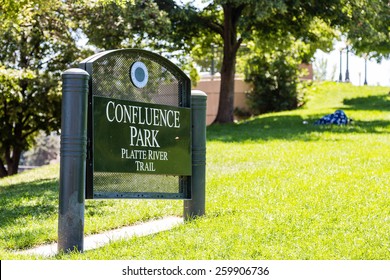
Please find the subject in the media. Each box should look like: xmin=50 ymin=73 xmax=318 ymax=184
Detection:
xmin=364 ymin=56 xmax=368 ymax=85
xmin=345 ymin=46 xmax=350 ymax=82
xmin=338 ymin=48 xmax=343 ymax=82
xmin=210 ymin=43 xmax=216 ymax=79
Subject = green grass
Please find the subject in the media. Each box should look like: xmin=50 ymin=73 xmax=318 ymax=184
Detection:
xmin=0 ymin=165 xmax=182 ymax=259
xmin=1 ymin=81 xmax=389 ymax=259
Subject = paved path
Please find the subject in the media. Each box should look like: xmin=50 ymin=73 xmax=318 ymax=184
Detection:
xmin=20 ymin=216 xmax=183 ymax=257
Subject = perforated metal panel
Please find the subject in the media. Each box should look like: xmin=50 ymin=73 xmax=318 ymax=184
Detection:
xmin=79 ymin=49 xmax=191 ymax=199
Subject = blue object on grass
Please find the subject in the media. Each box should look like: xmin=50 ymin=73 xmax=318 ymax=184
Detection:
xmin=314 ymin=110 xmax=350 ymax=125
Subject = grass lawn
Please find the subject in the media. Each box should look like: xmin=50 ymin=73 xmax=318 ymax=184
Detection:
xmin=1 ymin=81 xmax=389 ymax=260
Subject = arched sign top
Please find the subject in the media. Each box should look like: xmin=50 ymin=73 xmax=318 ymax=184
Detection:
xmin=79 ymin=48 xmax=190 ymax=108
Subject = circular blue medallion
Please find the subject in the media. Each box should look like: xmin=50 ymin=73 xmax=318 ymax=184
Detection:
xmin=130 ymin=61 xmax=148 ymax=88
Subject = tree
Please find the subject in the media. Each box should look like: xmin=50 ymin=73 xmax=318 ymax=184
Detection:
xmin=161 ymin=0 xmax=390 ymax=121
xmin=89 ymin=1 xmax=292 ymax=122
xmin=156 ymin=0 xmax=353 ymax=122
xmin=83 ymin=0 xmax=389 ymax=123
xmin=83 ymin=0 xmax=344 ymax=122
xmin=0 ymin=0 xmax=79 ymax=177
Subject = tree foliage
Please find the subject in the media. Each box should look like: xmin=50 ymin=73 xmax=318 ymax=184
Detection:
xmin=1 ymin=1 xmax=388 ymax=177
xmin=78 ymin=0 xmax=171 ymax=50
xmin=245 ymin=53 xmax=307 ymax=115
xmin=0 ymin=0 xmax=79 ymax=177
xmin=345 ymin=0 xmax=390 ymax=60
xmin=155 ymin=0 xmax=351 ymax=122
xmin=82 ymin=0 xmax=389 ymax=123
xmin=244 ymin=31 xmax=311 ymax=115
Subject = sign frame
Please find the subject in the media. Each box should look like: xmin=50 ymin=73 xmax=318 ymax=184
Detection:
xmin=79 ymin=49 xmax=192 ymax=200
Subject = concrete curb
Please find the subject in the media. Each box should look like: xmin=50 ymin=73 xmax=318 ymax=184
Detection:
xmin=20 ymin=216 xmax=183 ymax=257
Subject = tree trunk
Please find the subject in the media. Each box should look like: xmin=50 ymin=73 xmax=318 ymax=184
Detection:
xmin=216 ymin=49 xmax=236 ymax=123
xmin=0 ymin=159 xmax=8 ymax=178
xmin=2 ymin=146 xmax=22 ymax=177
xmin=214 ymin=4 xmax=242 ymax=124
xmin=7 ymin=148 xmax=22 ymax=176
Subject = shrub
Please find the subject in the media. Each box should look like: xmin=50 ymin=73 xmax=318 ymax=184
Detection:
xmin=245 ymin=53 xmax=308 ymax=115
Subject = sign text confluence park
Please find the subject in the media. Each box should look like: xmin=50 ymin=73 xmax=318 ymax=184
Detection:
xmin=93 ymin=96 xmax=191 ymax=176
xmin=105 ymin=100 xmax=181 ymax=148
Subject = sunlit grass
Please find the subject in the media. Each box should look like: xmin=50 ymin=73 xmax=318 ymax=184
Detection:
xmin=1 ymin=81 xmax=389 ymax=259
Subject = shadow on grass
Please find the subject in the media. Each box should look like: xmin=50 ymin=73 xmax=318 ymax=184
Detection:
xmin=0 ymin=179 xmax=58 ymax=228
xmin=343 ymin=94 xmax=390 ymax=111
xmin=207 ymin=114 xmax=390 ymax=143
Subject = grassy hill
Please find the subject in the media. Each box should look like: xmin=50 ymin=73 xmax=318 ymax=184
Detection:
xmin=1 ymin=81 xmax=389 ymax=260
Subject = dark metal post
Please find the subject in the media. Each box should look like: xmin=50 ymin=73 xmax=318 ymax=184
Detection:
xmin=184 ymin=90 xmax=207 ymax=220
xmin=58 ymin=68 xmax=89 ymax=253
xmin=364 ymin=58 xmax=368 ymax=85
xmin=338 ymin=49 xmax=343 ymax=82
xmin=345 ymin=46 xmax=350 ymax=82
xmin=211 ymin=44 xmax=215 ymax=77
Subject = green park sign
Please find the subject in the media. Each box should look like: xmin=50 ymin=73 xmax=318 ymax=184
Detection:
xmin=93 ymin=97 xmax=191 ymax=175
xmin=79 ymin=49 xmax=192 ymax=199
xmin=59 ymin=48 xmax=206 ymax=253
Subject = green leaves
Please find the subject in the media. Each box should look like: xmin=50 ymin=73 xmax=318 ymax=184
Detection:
xmin=80 ymin=0 xmax=171 ymax=50
xmin=346 ymin=0 xmax=390 ymax=60
xmin=0 ymin=0 xmax=79 ymax=176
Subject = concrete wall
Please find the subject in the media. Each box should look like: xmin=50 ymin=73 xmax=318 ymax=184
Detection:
xmin=299 ymin=63 xmax=313 ymax=81
xmin=193 ymin=78 xmax=252 ymax=125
